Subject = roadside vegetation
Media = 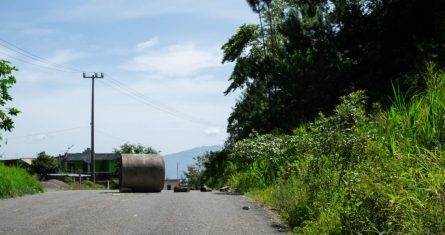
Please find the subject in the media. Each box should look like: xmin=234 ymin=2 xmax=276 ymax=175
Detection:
xmin=183 ymin=0 xmax=445 ymax=233
xmin=0 ymin=163 xmax=43 ymax=199
xmin=238 ymin=68 xmax=445 ymax=233
xmin=193 ymin=67 xmax=445 ymax=233
xmin=30 ymin=152 xmax=58 ymax=180
xmin=67 ymin=180 xmax=106 ymax=190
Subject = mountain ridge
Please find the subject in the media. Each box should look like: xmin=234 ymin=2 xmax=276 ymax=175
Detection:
xmin=164 ymin=145 xmax=222 ymax=179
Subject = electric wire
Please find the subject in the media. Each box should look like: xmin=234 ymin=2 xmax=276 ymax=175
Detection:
xmin=0 ymin=49 xmax=75 ymax=73
xmin=99 ymin=78 xmax=208 ymax=125
xmin=0 ymin=37 xmax=83 ymax=73
xmin=95 ymin=129 xmax=127 ymax=142
xmin=107 ymin=75 xmax=218 ymax=125
xmin=102 ymin=76 xmax=219 ymax=126
xmin=5 ymin=126 xmax=89 ymax=140
xmin=0 ymin=37 xmax=220 ymax=127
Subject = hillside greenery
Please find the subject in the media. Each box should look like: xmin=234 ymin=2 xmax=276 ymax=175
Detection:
xmin=195 ymin=67 xmax=445 ymax=232
xmin=223 ymin=0 xmax=445 ymax=145
xmin=185 ymin=1 xmax=445 ymax=232
xmin=0 ymin=163 xmax=44 ymax=199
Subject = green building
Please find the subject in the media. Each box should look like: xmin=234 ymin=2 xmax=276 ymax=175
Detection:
xmin=65 ymin=150 xmax=119 ymax=180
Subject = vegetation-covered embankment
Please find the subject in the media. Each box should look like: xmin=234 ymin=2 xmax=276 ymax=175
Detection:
xmin=187 ymin=0 xmax=445 ymax=233
xmin=0 ymin=163 xmax=44 ymax=199
xmin=199 ymin=66 xmax=445 ymax=233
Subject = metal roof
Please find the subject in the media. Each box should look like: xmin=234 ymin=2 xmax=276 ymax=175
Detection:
xmin=48 ymin=173 xmax=91 ymax=177
xmin=20 ymin=158 xmax=34 ymax=165
xmin=0 ymin=158 xmax=34 ymax=164
xmin=66 ymin=153 xmax=119 ymax=163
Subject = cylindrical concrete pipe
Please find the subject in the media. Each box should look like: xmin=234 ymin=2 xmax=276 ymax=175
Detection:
xmin=119 ymin=154 xmax=165 ymax=192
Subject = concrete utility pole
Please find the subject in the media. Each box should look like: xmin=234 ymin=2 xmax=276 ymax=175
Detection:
xmin=83 ymin=72 xmax=103 ymax=183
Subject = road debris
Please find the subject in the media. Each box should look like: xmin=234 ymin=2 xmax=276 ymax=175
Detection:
xmin=174 ymin=186 xmax=191 ymax=192
xmin=200 ymin=185 xmax=212 ymax=192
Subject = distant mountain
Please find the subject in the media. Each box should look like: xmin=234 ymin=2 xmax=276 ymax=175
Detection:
xmin=164 ymin=145 xmax=222 ymax=179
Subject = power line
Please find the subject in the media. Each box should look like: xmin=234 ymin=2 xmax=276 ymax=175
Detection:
xmin=103 ymin=76 xmax=219 ymax=126
xmin=0 ymin=38 xmax=221 ymax=127
xmin=5 ymin=126 xmax=88 ymax=140
xmin=0 ymin=50 xmax=75 ymax=73
xmin=0 ymin=37 xmax=82 ymax=73
xmin=99 ymin=79 xmax=188 ymax=120
xmin=95 ymin=129 xmax=127 ymax=142
xmin=100 ymin=78 xmax=219 ymax=126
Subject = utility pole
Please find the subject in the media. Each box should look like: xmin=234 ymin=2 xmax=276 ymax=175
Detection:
xmin=83 ymin=72 xmax=103 ymax=183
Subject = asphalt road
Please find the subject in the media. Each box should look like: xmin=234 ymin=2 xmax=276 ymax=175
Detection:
xmin=0 ymin=190 xmax=284 ymax=235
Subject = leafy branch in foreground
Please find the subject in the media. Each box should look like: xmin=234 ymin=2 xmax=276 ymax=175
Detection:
xmin=0 ymin=60 xmax=19 ymax=136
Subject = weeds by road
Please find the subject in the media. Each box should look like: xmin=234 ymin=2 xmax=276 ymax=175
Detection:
xmin=221 ymin=65 xmax=445 ymax=233
xmin=0 ymin=163 xmax=43 ymax=199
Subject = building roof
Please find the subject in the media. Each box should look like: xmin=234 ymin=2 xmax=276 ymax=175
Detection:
xmin=20 ymin=158 xmax=34 ymax=165
xmin=165 ymin=179 xmax=180 ymax=182
xmin=48 ymin=173 xmax=91 ymax=177
xmin=66 ymin=153 xmax=119 ymax=163
xmin=0 ymin=158 xmax=34 ymax=164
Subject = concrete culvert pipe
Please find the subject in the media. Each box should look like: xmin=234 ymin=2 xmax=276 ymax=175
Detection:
xmin=119 ymin=154 xmax=165 ymax=192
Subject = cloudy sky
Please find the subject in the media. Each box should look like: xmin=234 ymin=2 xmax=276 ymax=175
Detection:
xmin=0 ymin=1 xmax=257 ymax=158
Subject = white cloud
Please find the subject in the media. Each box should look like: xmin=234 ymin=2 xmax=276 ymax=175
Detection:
xmin=136 ymin=37 xmax=159 ymax=49
xmin=124 ymin=43 xmax=221 ymax=77
xmin=0 ymin=47 xmax=89 ymax=80
xmin=204 ymin=127 xmax=223 ymax=136
xmin=46 ymin=49 xmax=90 ymax=64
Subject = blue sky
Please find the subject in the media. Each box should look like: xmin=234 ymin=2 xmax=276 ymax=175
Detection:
xmin=0 ymin=1 xmax=257 ymax=158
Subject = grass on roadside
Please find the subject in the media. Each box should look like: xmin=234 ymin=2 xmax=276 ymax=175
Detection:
xmin=225 ymin=65 xmax=445 ymax=233
xmin=68 ymin=180 xmax=106 ymax=190
xmin=0 ymin=163 xmax=44 ymax=199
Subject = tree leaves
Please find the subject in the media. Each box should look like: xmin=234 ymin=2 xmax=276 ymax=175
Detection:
xmin=0 ymin=60 xmax=19 ymax=136
xmin=30 ymin=152 xmax=58 ymax=180
xmin=222 ymin=0 xmax=445 ymax=144
xmin=113 ymin=143 xmax=158 ymax=154
xmin=222 ymin=24 xmax=259 ymax=63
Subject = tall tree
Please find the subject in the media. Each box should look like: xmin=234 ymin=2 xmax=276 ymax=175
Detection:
xmin=223 ymin=0 xmax=445 ymax=144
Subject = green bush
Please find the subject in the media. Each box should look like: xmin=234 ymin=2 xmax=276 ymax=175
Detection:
xmin=29 ymin=152 xmax=58 ymax=180
xmin=109 ymin=179 xmax=119 ymax=189
xmin=0 ymin=163 xmax=44 ymax=198
xmin=62 ymin=176 xmax=74 ymax=184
